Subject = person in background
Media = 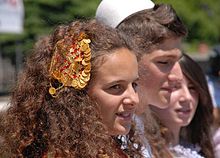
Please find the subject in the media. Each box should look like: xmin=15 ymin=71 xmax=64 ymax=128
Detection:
xmin=0 ymin=19 xmax=143 ymax=158
xmin=150 ymin=53 xmax=214 ymax=158
xmin=96 ymin=0 xmax=187 ymax=157
xmin=206 ymin=44 xmax=220 ymax=158
xmin=207 ymin=45 xmax=220 ymax=108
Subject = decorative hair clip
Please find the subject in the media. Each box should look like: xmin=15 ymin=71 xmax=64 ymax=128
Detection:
xmin=49 ymin=32 xmax=91 ymax=97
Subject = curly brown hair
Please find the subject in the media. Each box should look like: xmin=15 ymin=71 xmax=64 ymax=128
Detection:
xmin=0 ymin=19 xmax=143 ymax=158
xmin=141 ymin=108 xmax=173 ymax=158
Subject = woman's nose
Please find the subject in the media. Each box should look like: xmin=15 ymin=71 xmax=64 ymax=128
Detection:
xmin=122 ymin=85 xmax=139 ymax=108
xmin=179 ymin=86 xmax=192 ymax=102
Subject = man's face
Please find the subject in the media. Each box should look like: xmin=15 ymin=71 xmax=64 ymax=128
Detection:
xmin=137 ymin=38 xmax=183 ymax=113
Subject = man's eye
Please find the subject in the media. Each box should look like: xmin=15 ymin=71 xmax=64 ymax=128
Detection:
xmin=157 ymin=61 xmax=169 ymax=65
xmin=132 ymin=82 xmax=138 ymax=92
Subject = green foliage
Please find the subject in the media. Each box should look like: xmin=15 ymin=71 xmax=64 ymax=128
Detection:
xmin=154 ymin=0 xmax=220 ymax=45
xmin=1 ymin=0 xmax=220 ymax=59
xmin=0 ymin=0 xmax=100 ymax=61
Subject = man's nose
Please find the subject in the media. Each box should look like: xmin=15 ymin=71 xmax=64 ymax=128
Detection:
xmin=168 ymin=62 xmax=183 ymax=82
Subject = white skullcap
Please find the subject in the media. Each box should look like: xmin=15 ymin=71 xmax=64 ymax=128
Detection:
xmin=96 ymin=0 xmax=155 ymax=28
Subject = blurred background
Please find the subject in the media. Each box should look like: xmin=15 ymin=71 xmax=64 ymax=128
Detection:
xmin=0 ymin=0 xmax=220 ymax=106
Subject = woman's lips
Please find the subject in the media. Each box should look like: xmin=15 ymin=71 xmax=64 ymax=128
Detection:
xmin=116 ymin=112 xmax=133 ymax=121
xmin=176 ymin=108 xmax=191 ymax=117
xmin=161 ymin=87 xmax=173 ymax=93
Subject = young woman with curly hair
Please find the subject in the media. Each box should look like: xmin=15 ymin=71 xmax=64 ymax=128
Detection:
xmin=0 ymin=19 xmax=143 ymax=158
xmin=150 ymin=53 xmax=215 ymax=158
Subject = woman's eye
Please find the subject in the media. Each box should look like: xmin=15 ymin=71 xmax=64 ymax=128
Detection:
xmin=188 ymin=85 xmax=196 ymax=92
xmin=110 ymin=84 xmax=121 ymax=90
xmin=105 ymin=84 xmax=124 ymax=95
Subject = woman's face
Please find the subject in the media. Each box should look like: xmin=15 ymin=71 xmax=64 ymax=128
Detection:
xmin=150 ymin=71 xmax=199 ymax=130
xmin=88 ymin=48 xmax=139 ymax=136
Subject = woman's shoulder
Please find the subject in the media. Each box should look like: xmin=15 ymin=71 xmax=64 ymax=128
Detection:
xmin=213 ymin=128 xmax=220 ymax=146
xmin=169 ymin=144 xmax=204 ymax=158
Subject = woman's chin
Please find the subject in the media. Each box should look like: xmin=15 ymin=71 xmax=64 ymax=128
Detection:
xmin=109 ymin=124 xmax=131 ymax=136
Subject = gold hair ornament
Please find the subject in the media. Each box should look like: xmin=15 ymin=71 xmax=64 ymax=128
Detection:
xmin=49 ymin=32 xmax=91 ymax=97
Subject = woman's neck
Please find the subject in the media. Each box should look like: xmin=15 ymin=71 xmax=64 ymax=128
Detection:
xmin=166 ymin=124 xmax=181 ymax=146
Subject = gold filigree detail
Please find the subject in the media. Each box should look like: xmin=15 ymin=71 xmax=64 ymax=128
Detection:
xmin=49 ymin=32 xmax=91 ymax=97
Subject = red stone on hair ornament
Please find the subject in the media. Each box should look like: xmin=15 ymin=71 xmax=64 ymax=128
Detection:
xmin=49 ymin=32 xmax=91 ymax=97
